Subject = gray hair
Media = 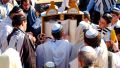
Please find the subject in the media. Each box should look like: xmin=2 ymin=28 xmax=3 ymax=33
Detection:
xmin=78 ymin=51 xmax=97 ymax=67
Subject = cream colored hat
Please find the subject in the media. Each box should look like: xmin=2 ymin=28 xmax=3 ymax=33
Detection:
xmin=85 ymin=28 xmax=98 ymax=38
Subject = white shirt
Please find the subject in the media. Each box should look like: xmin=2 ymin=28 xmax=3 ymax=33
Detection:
xmin=109 ymin=20 xmax=120 ymax=29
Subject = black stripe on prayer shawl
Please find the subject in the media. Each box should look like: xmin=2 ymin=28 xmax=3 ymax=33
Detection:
xmin=111 ymin=0 xmax=116 ymax=4
xmin=103 ymin=32 xmax=106 ymax=35
xmin=95 ymin=0 xmax=99 ymax=3
xmin=103 ymin=0 xmax=108 ymax=12
xmin=103 ymin=29 xmax=108 ymax=32
xmin=105 ymin=27 xmax=111 ymax=31
xmin=108 ymin=0 xmax=112 ymax=7
xmin=97 ymin=28 xmax=102 ymax=32
xmin=98 ymin=3 xmax=101 ymax=11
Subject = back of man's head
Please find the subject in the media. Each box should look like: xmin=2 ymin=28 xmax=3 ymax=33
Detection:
xmin=84 ymin=28 xmax=101 ymax=48
xmin=9 ymin=6 xmax=23 ymax=19
xmin=12 ymin=14 xmax=27 ymax=27
xmin=51 ymin=23 xmax=63 ymax=40
xmin=78 ymin=46 xmax=97 ymax=67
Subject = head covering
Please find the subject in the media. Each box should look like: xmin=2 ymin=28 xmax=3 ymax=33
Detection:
xmin=85 ymin=28 xmax=98 ymax=38
xmin=79 ymin=21 xmax=92 ymax=32
xmin=52 ymin=23 xmax=63 ymax=33
xmin=102 ymin=13 xmax=112 ymax=24
xmin=44 ymin=61 xmax=55 ymax=68
xmin=80 ymin=46 xmax=96 ymax=53
xmin=83 ymin=11 xmax=90 ymax=20
xmin=111 ymin=7 xmax=120 ymax=16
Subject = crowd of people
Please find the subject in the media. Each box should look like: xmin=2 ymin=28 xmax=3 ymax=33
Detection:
xmin=0 ymin=0 xmax=120 ymax=68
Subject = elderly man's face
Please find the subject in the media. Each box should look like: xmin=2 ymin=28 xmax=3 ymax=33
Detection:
xmin=2 ymin=0 xmax=9 ymax=4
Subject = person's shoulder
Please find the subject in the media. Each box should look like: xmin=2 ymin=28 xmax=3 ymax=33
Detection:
xmin=30 ymin=6 xmax=35 ymax=11
xmin=11 ymin=30 xmax=25 ymax=40
xmin=61 ymin=39 xmax=73 ymax=47
xmin=116 ymin=20 xmax=120 ymax=26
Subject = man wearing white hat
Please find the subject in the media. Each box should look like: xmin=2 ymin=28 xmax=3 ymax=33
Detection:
xmin=78 ymin=46 xmax=97 ymax=68
xmin=36 ymin=23 xmax=72 ymax=68
xmin=84 ymin=28 xmax=111 ymax=68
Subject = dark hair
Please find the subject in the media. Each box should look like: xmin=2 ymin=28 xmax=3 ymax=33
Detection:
xmin=83 ymin=11 xmax=90 ymax=21
xmin=9 ymin=6 xmax=22 ymax=17
xmin=114 ymin=27 xmax=120 ymax=35
xmin=78 ymin=51 xmax=96 ymax=67
xmin=111 ymin=8 xmax=120 ymax=16
xmin=20 ymin=0 xmax=30 ymax=9
xmin=102 ymin=13 xmax=112 ymax=24
xmin=84 ymin=32 xmax=101 ymax=48
xmin=12 ymin=14 xmax=27 ymax=27
xmin=52 ymin=30 xmax=63 ymax=40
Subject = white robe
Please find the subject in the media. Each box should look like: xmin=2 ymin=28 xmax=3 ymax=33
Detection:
xmin=36 ymin=39 xmax=72 ymax=68
xmin=94 ymin=39 xmax=108 ymax=68
xmin=0 ymin=48 xmax=22 ymax=68
xmin=0 ymin=17 xmax=13 ymax=52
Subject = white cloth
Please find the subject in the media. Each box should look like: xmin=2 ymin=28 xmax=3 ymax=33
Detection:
xmin=94 ymin=39 xmax=108 ymax=68
xmin=58 ymin=0 xmax=69 ymax=12
xmin=75 ymin=21 xmax=91 ymax=44
xmin=1 ymin=3 xmax=13 ymax=16
xmin=0 ymin=55 xmax=9 ymax=68
xmin=0 ymin=48 xmax=22 ymax=68
xmin=0 ymin=6 xmax=6 ymax=22
xmin=0 ymin=17 xmax=13 ymax=52
xmin=85 ymin=28 xmax=98 ymax=38
xmin=36 ymin=39 xmax=72 ymax=68
xmin=109 ymin=20 xmax=120 ymax=29
xmin=112 ymin=51 xmax=120 ymax=68
xmin=69 ymin=20 xmax=77 ymax=44
xmin=32 ymin=17 xmax=41 ymax=29
xmin=69 ymin=57 xmax=79 ymax=68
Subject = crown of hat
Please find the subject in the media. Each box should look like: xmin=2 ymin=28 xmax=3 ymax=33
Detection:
xmin=85 ymin=28 xmax=98 ymax=38
xmin=52 ymin=23 xmax=62 ymax=33
xmin=80 ymin=46 xmax=96 ymax=53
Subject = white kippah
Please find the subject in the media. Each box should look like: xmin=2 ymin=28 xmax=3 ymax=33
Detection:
xmin=80 ymin=46 xmax=96 ymax=53
xmin=52 ymin=23 xmax=62 ymax=33
xmin=45 ymin=61 xmax=55 ymax=67
xmin=85 ymin=28 xmax=98 ymax=38
xmin=79 ymin=21 xmax=90 ymax=31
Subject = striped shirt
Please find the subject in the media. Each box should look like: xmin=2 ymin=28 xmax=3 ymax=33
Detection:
xmin=87 ymin=0 xmax=117 ymax=14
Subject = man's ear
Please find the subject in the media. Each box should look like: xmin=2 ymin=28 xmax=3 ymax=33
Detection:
xmin=21 ymin=21 xmax=25 ymax=26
